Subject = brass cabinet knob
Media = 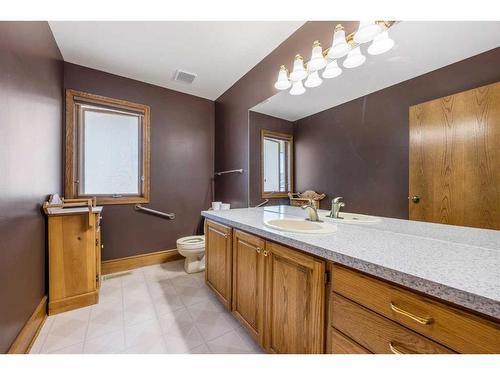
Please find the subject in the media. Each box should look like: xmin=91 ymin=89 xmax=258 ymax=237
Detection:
xmin=263 ymin=249 xmax=269 ymax=257
xmin=409 ymin=195 xmax=420 ymax=203
xmin=256 ymin=247 xmax=262 ymax=254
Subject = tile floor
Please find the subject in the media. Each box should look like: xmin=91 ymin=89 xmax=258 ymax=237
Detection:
xmin=30 ymin=260 xmax=264 ymax=354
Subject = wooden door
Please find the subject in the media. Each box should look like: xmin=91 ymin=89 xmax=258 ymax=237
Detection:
xmin=264 ymin=241 xmax=325 ymax=353
xmin=232 ymin=230 xmax=265 ymax=345
xmin=409 ymin=81 xmax=500 ymax=229
xmin=205 ymin=220 xmax=232 ymax=309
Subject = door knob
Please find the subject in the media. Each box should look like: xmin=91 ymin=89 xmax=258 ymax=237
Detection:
xmin=409 ymin=195 xmax=420 ymax=203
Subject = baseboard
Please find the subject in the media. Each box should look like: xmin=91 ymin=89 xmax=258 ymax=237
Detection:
xmin=101 ymin=249 xmax=182 ymax=275
xmin=8 ymin=296 xmax=47 ymax=354
xmin=48 ymin=290 xmax=99 ymax=316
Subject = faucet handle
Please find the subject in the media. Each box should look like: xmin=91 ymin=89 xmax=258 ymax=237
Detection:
xmin=333 ymin=196 xmax=344 ymax=203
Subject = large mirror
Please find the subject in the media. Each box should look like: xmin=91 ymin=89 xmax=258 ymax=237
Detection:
xmin=248 ymin=21 xmax=500 ymax=230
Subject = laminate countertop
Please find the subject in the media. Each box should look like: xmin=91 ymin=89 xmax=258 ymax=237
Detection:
xmin=202 ymin=206 xmax=500 ymax=320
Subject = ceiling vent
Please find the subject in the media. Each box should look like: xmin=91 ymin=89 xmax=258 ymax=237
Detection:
xmin=173 ymin=69 xmax=197 ymax=84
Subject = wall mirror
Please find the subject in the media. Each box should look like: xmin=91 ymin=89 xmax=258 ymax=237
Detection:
xmin=248 ymin=21 xmax=500 ymax=230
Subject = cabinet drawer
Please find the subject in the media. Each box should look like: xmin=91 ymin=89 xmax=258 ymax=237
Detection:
xmin=332 ymin=264 xmax=500 ymax=353
xmin=331 ymin=328 xmax=371 ymax=354
xmin=332 ymin=293 xmax=454 ymax=354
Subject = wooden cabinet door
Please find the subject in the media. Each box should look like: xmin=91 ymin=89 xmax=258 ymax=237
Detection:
xmin=205 ymin=220 xmax=232 ymax=309
xmin=409 ymin=81 xmax=500 ymax=229
xmin=263 ymin=241 xmax=325 ymax=353
xmin=232 ymin=230 xmax=265 ymax=345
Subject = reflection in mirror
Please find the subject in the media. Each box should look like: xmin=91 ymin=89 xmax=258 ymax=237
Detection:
xmin=249 ymin=21 xmax=500 ymax=230
xmin=261 ymin=130 xmax=293 ymax=198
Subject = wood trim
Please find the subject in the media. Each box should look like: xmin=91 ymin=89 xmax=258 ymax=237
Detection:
xmin=49 ymin=291 xmax=99 ymax=316
xmin=101 ymin=249 xmax=181 ymax=275
xmin=64 ymin=89 xmax=151 ymax=206
xmin=261 ymin=129 xmax=294 ymax=199
xmin=8 ymin=296 xmax=47 ymax=354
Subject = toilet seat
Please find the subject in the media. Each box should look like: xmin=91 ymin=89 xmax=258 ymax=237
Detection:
xmin=176 ymin=235 xmax=205 ymax=250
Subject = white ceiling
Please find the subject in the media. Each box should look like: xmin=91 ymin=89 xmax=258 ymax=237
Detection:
xmin=49 ymin=21 xmax=305 ymax=100
xmin=252 ymin=21 xmax=500 ymax=121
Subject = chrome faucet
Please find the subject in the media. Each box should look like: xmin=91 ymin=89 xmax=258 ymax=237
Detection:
xmin=301 ymin=202 xmax=321 ymax=222
xmin=328 ymin=197 xmax=345 ymax=219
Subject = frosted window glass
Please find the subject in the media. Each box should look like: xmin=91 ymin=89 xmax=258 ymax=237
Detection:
xmin=82 ymin=110 xmax=140 ymax=195
xmin=263 ymin=139 xmax=280 ymax=192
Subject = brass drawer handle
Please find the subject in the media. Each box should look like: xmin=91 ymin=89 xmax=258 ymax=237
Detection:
xmin=389 ymin=342 xmax=413 ymax=354
xmin=390 ymin=302 xmax=433 ymax=325
xmin=256 ymin=247 xmax=262 ymax=254
xmin=263 ymin=249 xmax=270 ymax=257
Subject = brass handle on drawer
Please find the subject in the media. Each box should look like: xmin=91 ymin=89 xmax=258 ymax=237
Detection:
xmin=390 ymin=302 xmax=433 ymax=325
xmin=256 ymin=247 xmax=262 ymax=254
xmin=263 ymin=249 xmax=269 ymax=257
xmin=389 ymin=342 xmax=414 ymax=354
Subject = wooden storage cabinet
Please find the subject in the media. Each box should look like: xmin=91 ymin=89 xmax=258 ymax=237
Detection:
xmin=47 ymin=210 xmax=102 ymax=315
xmin=232 ymin=229 xmax=265 ymax=345
xmin=329 ymin=264 xmax=500 ymax=353
xmin=263 ymin=241 xmax=325 ymax=353
xmin=205 ymin=220 xmax=233 ymax=309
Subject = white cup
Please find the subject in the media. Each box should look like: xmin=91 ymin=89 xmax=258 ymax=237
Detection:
xmin=220 ymin=203 xmax=231 ymax=210
xmin=211 ymin=201 xmax=222 ymax=210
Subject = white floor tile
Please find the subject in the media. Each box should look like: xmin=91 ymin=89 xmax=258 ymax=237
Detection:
xmin=187 ymin=300 xmax=236 ymax=341
xmin=47 ymin=342 xmax=85 ymax=354
xmin=206 ymin=331 xmax=255 ymax=354
xmin=124 ymin=302 xmax=156 ymax=326
xmin=83 ymin=330 xmax=125 ymax=354
xmin=124 ymin=319 xmax=163 ymax=349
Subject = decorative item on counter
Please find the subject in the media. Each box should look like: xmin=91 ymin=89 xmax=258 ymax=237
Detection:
xmin=220 ymin=203 xmax=231 ymax=210
xmin=288 ymin=190 xmax=326 ymax=209
xmin=211 ymin=201 xmax=222 ymax=210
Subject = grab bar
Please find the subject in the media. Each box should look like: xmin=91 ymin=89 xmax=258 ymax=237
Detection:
xmin=134 ymin=204 xmax=175 ymax=220
xmin=255 ymin=199 xmax=269 ymax=207
xmin=214 ymin=169 xmax=243 ymax=176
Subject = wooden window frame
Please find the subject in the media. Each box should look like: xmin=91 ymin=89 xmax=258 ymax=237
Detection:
xmin=261 ymin=129 xmax=294 ymax=199
xmin=65 ymin=89 xmax=150 ymax=205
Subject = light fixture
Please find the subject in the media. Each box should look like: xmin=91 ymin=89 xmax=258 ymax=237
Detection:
xmin=290 ymin=80 xmax=306 ymax=95
xmin=273 ymin=21 xmax=397 ymax=95
xmin=368 ymin=30 xmax=395 ymax=55
xmin=308 ymin=40 xmax=327 ymax=72
xmin=304 ymin=71 xmax=322 ymax=88
xmin=274 ymin=65 xmax=291 ymax=90
xmin=289 ymin=54 xmax=307 ymax=82
xmin=327 ymin=24 xmax=351 ymax=59
xmin=343 ymin=46 xmax=366 ymax=68
xmin=322 ymin=60 xmax=342 ymax=79
xmin=353 ymin=21 xmax=381 ymax=44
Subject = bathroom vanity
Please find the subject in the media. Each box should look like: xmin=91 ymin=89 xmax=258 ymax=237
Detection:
xmin=202 ymin=206 xmax=500 ymax=354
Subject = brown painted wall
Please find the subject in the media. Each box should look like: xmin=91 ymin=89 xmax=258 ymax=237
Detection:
xmin=63 ymin=63 xmax=214 ymax=260
xmin=248 ymin=111 xmax=294 ymax=207
xmin=294 ymin=47 xmax=500 ymax=218
xmin=0 ymin=22 xmax=63 ymax=353
xmin=215 ymin=21 xmax=358 ymax=207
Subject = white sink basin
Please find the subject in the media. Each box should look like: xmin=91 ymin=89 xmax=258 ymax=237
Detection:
xmin=264 ymin=218 xmax=337 ymax=234
xmin=327 ymin=212 xmax=380 ymax=224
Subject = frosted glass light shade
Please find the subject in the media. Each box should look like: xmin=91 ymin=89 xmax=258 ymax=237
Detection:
xmin=328 ymin=25 xmax=351 ymax=59
xmin=289 ymin=55 xmax=307 ymax=82
xmin=308 ymin=41 xmax=327 ymax=72
xmin=353 ymin=21 xmax=381 ymax=44
xmin=322 ymin=60 xmax=342 ymax=79
xmin=304 ymin=71 xmax=322 ymax=88
xmin=290 ymin=80 xmax=306 ymax=95
xmin=274 ymin=66 xmax=291 ymax=90
xmin=367 ymin=30 xmax=395 ymax=55
xmin=343 ymin=46 xmax=366 ymax=68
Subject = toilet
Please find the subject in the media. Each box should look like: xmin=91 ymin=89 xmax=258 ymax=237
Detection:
xmin=176 ymin=235 xmax=205 ymax=273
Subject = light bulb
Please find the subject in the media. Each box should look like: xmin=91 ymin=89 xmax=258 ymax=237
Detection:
xmin=322 ymin=60 xmax=342 ymax=79
xmin=354 ymin=21 xmax=381 ymax=44
xmin=304 ymin=71 xmax=322 ymax=88
xmin=308 ymin=40 xmax=327 ymax=72
xmin=343 ymin=46 xmax=366 ymax=68
xmin=368 ymin=30 xmax=395 ymax=55
xmin=274 ymin=65 xmax=291 ymax=90
xmin=290 ymin=80 xmax=306 ymax=95
xmin=328 ymin=24 xmax=351 ymax=59
xmin=289 ymin=54 xmax=307 ymax=82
